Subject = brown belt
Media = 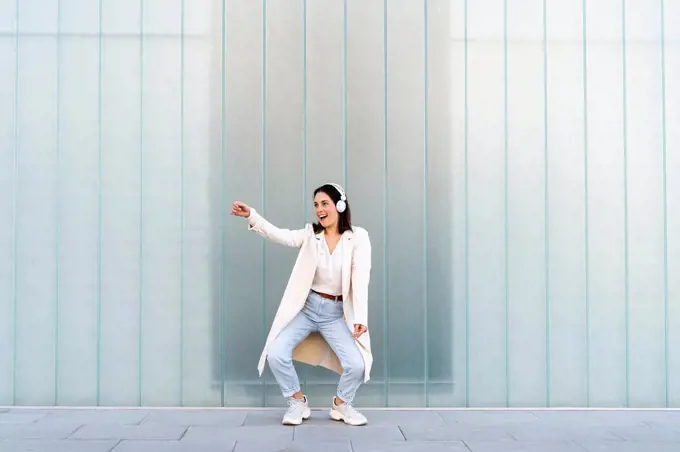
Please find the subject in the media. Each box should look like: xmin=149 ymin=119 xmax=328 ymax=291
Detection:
xmin=312 ymin=290 xmax=343 ymax=302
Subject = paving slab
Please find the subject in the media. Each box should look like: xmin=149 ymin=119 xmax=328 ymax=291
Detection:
xmin=507 ymin=424 xmax=625 ymax=442
xmin=142 ymin=410 xmax=245 ymax=427
xmin=638 ymin=411 xmax=680 ymax=428
xmin=464 ymin=441 xmax=586 ymax=452
xmin=0 ymin=422 xmax=83 ymax=440
xmin=351 ymin=440 xmax=470 ymax=451
xmin=361 ymin=410 xmax=446 ymax=426
xmin=530 ymin=410 xmax=663 ymax=427
xmin=399 ymin=423 xmax=516 ymax=442
xmin=578 ymin=443 xmax=680 ymax=452
xmin=233 ymin=439 xmax=352 ymax=452
xmin=112 ymin=439 xmax=235 ymax=452
xmin=605 ymin=424 xmax=680 ymax=442
xmin=293 ymin=424 xmax=404 ymax=442
xmin=69 ymin=423 xmax=189 ymax=441
xmin=0 ymin=440 xmax=118 ymax=452
xmin=440 ymin=410 xmax=540 ymax=426
xmin=0 ymin=411 xmax=48 ymax=424
xmin=180 ymin=425 xmax=294 ymax=444
xmin=40 ymin=410 xmax=150 ymax=425
xmin=242 ymin=410 xmax=297 ymax=426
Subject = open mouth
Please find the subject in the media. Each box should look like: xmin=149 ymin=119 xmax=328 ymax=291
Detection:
xmin=318 ymin=214 xmax=328 ymax=221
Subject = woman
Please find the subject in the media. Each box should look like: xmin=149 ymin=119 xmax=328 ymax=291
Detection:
xmin=231 ymin=183 xmax=372 ymax=426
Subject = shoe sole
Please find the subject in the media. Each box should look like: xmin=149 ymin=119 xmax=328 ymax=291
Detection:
xmin=282 ymin=408 xmax=311 ymax=426
xmin=329 ymin=408 xmax=367 ymax=426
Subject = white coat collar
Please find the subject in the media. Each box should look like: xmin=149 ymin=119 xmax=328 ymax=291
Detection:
xmin=314 ymin=228 xmax=354 ymax=241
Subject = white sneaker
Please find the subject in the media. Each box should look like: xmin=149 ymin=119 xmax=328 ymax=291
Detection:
xmin=329 ymin=397 xmax=367 ymax=426
xmin=282 ymin=396 xmax=311 ymax=425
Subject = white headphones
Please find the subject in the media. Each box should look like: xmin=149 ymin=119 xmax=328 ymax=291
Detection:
xmin=326 ymin=183 xmax=347 ymax=213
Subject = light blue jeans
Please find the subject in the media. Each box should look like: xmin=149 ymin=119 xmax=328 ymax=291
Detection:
xmin=267 ymin=290 xmax=365 ymax=404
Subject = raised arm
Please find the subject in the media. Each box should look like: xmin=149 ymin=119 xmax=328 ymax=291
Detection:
xmin=246 ymin=208 xmax=309 ymax=247
xmin=231 ymin=201 xmax=308 ymax=248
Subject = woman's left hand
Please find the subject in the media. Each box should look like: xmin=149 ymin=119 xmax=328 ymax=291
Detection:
xmin=353 ymin=324 xmax=367 ymax=339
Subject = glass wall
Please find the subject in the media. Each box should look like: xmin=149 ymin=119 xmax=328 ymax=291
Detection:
xmin=0 ymin=0 xmax=678 ymax=408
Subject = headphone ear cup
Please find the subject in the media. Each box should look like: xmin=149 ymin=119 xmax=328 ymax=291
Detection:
xmin=336 ymin=200 xmax=346 ymax=213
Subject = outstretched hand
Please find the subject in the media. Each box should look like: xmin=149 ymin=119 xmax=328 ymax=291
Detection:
xmin=353 ymin=324 xmax=367 ymax=339
xmin=231 ymin=201 xmax=251 ymax=218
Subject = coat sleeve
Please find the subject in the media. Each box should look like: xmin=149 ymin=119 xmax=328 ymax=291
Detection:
xmin=351 ymin=228 xmax=372 ymax=327
xmin=245 ymin=208 xmax=308 ymax=248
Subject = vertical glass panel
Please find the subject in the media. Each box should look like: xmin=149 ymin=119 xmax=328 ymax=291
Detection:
xmin=584 ymin=0 xmax=627 ymax=407
xmin=626 ymin=0 xmax=663 ymax=41
xmin=102 ymin=0 xmax=141 ymax=35
xmin=60 ymin=0 xmax=100 ymax=34
xmin=545 ymin=0 xmax=588 ymax=407
xmin=305 ymin=0 xmax=344 ymax=191
xmin=626 ymin=0 xmax=666 ymax=408
xmin=144 ymin=0 xmax=181 ymax=35
xmin=57 ymin=35 xmax=100 ymax=405
xmin=180 ymin=6 xmax=222 ymax=407
xmin=587 ymin=0 xmax=624 ymax=41
xmin=385 ymin=0 xmax=426 ymax=407
xmin=0 ymin=37 xmax=16 ymax=405
xmin=425 ymin=0 xmax=456 ymax=408
xmin=0 ymin=0 xmax=16 ymax=33
xmin=140 ymin=36 xmax=183 ymax=406
xmin=506 ymin=0 xmax=548 ymax=408
xmin=506 ymin=0 xmax=543 ymax=41
xmin=464 ymin=0 xmax=502 ymax=40
xmin=545 ymin=0 xmax=583 ymax=40
xmin=223 ymin=0 xmax=265 ymax=408
xmin=183 ymin=0 xmax=213 ymax=36
xmin=201 ymin=0 xmax=230 ymax=405
xmin=448 ymin=0 xmax=469 ymax=408
xmin=666 ymin=0 xmax=680 ymax=408
xmin=260 ymin=0 xmax=306 ymax=408
xmin=346 ymin=0 xmax=386 ymax=408
xmin=18 ymin=0 xmax=57 ymax=34
xmin=14 ymin=37 xmax=58 ymax=405
xmin=466 ymin=0 xmax=506 ymax=407
xmin=99 ymin=37 xmax=142 ymax=407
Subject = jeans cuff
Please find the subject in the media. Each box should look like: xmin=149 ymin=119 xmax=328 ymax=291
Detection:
xmin=336 ymin=391 xmax=354 ymax=405
xmin=282 ymin=387 xmax=301 ymax=398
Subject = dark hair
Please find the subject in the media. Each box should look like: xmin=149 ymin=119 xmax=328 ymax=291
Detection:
xmin=312 ymin=184 xmax=352 ymax=234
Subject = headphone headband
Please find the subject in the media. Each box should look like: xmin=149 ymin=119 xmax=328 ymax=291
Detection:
xmin=324 ymin=182 xmax=347 ymax=213
xmin=326 ymin=183 xmax=346 ymax=200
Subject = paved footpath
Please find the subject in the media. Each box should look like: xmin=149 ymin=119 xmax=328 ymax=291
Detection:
xmin=2 ymin=407 xmax=680 ymax=451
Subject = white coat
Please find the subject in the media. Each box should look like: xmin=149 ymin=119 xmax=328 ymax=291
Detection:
xmin=245 ymin=208 xmax=373 ymax=383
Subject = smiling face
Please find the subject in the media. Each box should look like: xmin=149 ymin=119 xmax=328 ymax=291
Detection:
xmin=314 ymin=191 xmax=339 ymax=232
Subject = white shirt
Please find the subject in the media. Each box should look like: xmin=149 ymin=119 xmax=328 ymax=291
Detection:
xmin=310 ymin=234 xmax=343 ymax=296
